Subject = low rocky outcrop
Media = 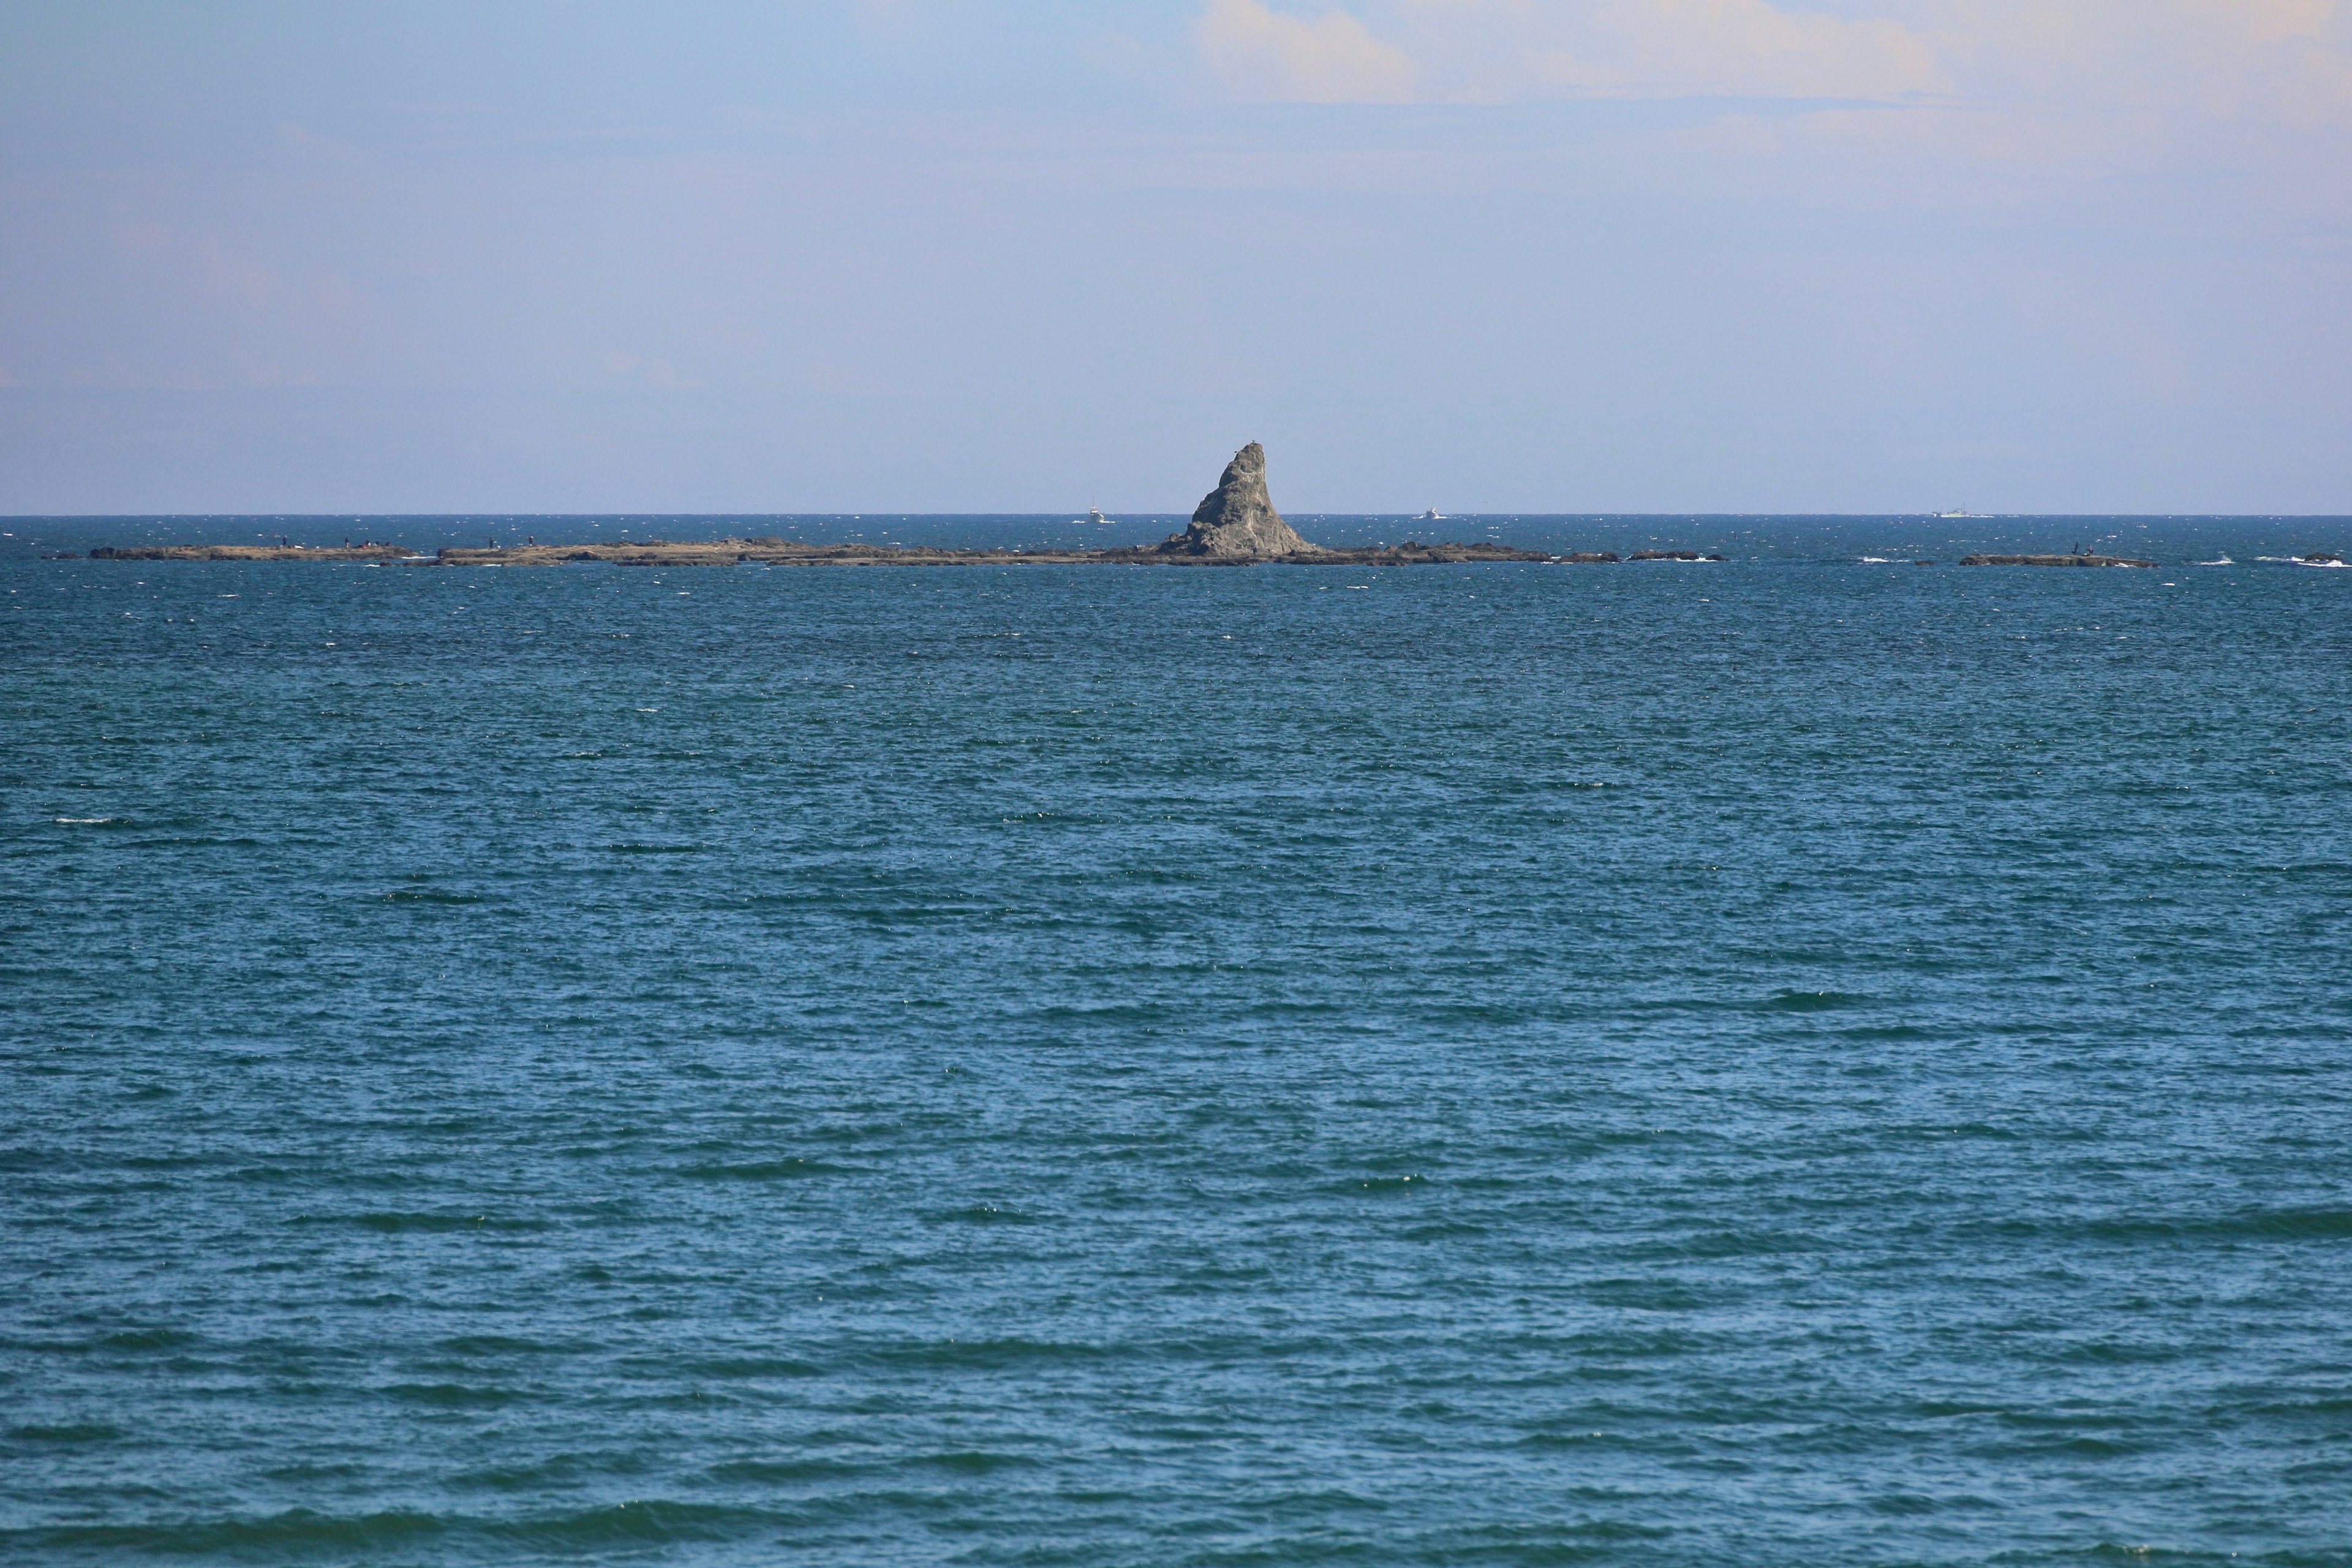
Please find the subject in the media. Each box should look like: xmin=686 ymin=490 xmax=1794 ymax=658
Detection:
xmin=1959 ymin=553 xmax=2157 ymax=568
xmin=1153 ymin=443 xmax=1318 ymax=560
xmin=87 ymin=544 xmax=417 ymax=562
xmin=434 ymin=539 xmax=1112 ymax=568
xmin=1327 ymin=540 xmax=1550 ymax=565
xmin=86 ymin=533 xmax=1562 ymax=569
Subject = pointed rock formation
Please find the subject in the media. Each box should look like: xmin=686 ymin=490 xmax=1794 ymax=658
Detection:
xmin=1157 ymin=442 xmax=1318 ymax=559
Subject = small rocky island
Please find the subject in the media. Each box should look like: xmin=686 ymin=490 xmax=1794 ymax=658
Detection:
xmin=1142 ymin=441 xmax=1323 ymax=559
xmin=84 ymin=445 xmax=1559 ymax=568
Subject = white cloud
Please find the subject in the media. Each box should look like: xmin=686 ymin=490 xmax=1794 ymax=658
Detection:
xmin=1421 ymin=0 xmax=1942 ymax=101
xmin=1193 ymin=0 xmax=2352 ymax=124
xmin=1196 ymin=0 xmax=1419 ymax=101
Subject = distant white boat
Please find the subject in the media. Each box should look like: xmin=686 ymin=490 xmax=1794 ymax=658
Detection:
xmin=1420 ymin=508 xmax=1446 ymax=521
xmin=1088 ymin=506 xmax=1112 ymax=525
xmin=1935 ymin=508 xmax=1974 ymax=519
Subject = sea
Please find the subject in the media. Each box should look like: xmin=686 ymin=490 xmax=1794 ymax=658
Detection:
xmin=4 ymin=514 xmax=2349 ymax=1567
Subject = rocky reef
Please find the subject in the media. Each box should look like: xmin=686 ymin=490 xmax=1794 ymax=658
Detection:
xmin=1336 ymin=540 xmax=1554 ymax=565
xmin=1960 ymin=552 xmax=2156 ymax=568
xmin=83 ymin=445 xmax=1566 ymax=568
xmin=88 ymin=544 xmax=417 ymax=562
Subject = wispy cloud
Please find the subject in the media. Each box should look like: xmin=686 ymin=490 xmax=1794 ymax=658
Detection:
xmin=1193 ymin=0 xmax=2352 ymax=124
xmin=1196 ymin=0 xmax=1419 ymax=101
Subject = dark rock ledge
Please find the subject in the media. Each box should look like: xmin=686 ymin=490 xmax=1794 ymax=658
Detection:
xmin=1959 ymin=553 xmax=2157 ymax=568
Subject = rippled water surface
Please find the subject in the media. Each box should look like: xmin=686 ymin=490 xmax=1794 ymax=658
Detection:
xmin=4 ymin=536 xmax=2350 ymax=1566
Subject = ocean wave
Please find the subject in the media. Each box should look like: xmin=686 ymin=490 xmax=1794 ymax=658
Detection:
xmin=673 ymin=1158 xmax=863 ymax=1181
xmin=1762 ymin=989 xmax=1871 ymax=1012
xmin=4 ymin=1499 xmax=795 ymax=1558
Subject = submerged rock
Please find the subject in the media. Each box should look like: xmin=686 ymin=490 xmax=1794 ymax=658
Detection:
xmin=1157 ymin=443 xmax=1317 ymax=559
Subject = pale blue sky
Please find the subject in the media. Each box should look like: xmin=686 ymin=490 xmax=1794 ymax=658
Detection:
xmin=2 ymin=1 xmax=2346 ymax=514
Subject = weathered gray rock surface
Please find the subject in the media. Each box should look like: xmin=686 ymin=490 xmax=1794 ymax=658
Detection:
xmin=1156 ymin=442 xmax=1318 ymax=559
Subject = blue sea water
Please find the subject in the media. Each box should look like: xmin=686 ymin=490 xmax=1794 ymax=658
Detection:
xmin=4 ymin=521 xmax=2350 ymax=1567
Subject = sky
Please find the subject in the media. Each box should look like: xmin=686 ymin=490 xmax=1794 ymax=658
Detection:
xmin=0 ymin=0 xmax=2346 ymax=515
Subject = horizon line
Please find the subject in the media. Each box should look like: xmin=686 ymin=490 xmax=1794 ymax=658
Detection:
xmin=7 ymin=510 xmax=2350 ymax=522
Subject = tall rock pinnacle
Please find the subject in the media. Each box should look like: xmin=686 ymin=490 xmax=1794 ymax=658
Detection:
xmin=1158 ymin=442 xmax=1316 ymax=559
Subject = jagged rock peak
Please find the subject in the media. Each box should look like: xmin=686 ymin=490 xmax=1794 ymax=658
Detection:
xmin=1158 ymin=442 xmax=1317 ymax=558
